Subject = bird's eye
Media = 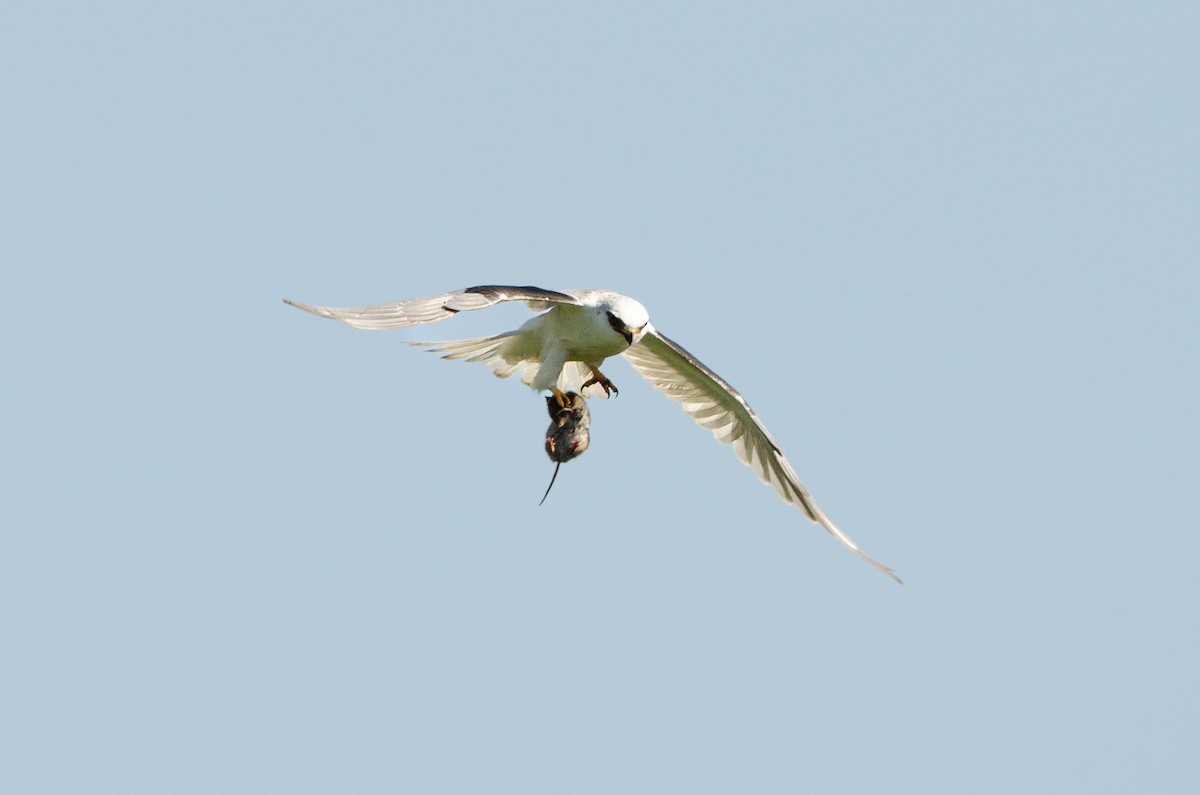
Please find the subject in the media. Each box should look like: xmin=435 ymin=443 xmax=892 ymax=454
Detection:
xmin=606 ymin=311 xmax=633 ymax=344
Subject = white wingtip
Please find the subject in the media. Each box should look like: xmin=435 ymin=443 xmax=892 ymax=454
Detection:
xmin=283 ymin=298 xmax=324 ymax=316
xmin=805 ymin=499 xmax=902 ymax=584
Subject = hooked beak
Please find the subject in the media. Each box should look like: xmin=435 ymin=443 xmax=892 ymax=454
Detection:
xmin=608 ymin=311 xmax=648 ymax=345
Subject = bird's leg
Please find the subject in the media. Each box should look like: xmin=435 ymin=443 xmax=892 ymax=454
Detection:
xmin=581 ymin=365 xmax=619 ymax=397
xmin=549 ymin=386 xmax=570 ymax=408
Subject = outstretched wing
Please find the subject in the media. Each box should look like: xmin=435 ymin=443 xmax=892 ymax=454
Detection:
xmin=622 ymin=327 xmax=900 ymax=583
xmin=283 ymin=285 xmax=579 ymax=330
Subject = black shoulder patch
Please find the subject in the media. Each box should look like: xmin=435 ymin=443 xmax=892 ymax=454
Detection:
xmin=465 ymin=285 xmax=574 ymax=303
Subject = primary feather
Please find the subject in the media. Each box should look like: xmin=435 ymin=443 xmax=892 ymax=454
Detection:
xmin=623 ymin=330 xmax=901 ymax=583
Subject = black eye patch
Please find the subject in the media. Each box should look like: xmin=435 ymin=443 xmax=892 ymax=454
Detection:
xmin=607 ymin=311 xmax=633 ymax=344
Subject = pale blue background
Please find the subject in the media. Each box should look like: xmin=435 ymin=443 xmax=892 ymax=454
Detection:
xmin=3 ymin=2 xmax=1198 ymax=792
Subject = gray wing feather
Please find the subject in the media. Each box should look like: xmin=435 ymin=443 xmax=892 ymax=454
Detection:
xmin=283 ymin=285 xmax=579 ymax=330
xmin=623 ymin=328 xmax=901 ymax=583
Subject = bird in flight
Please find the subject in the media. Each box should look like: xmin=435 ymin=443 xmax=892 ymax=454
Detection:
xmin=284 ymin=285 xmax=900 ymax=582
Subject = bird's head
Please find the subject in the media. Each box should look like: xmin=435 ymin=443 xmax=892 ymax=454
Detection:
xmin=602 ymin=296 xmax=650 ymax=345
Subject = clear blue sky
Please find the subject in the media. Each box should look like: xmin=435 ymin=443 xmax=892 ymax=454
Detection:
xmin=3 ymin=2 xmax=1197 ymax=792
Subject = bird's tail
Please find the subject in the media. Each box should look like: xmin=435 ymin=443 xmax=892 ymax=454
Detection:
xmin=410 ymin=333 xmax=528 ymax=378
xmin=409 ymin=335 xmax=609 ymax=397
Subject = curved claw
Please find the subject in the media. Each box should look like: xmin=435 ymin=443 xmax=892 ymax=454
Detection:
xmin=581 ymin=366 xmax=619 ymax=397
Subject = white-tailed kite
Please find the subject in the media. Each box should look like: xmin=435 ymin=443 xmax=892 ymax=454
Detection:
xmin=284 ymin=285 xmax=900 ymax=582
